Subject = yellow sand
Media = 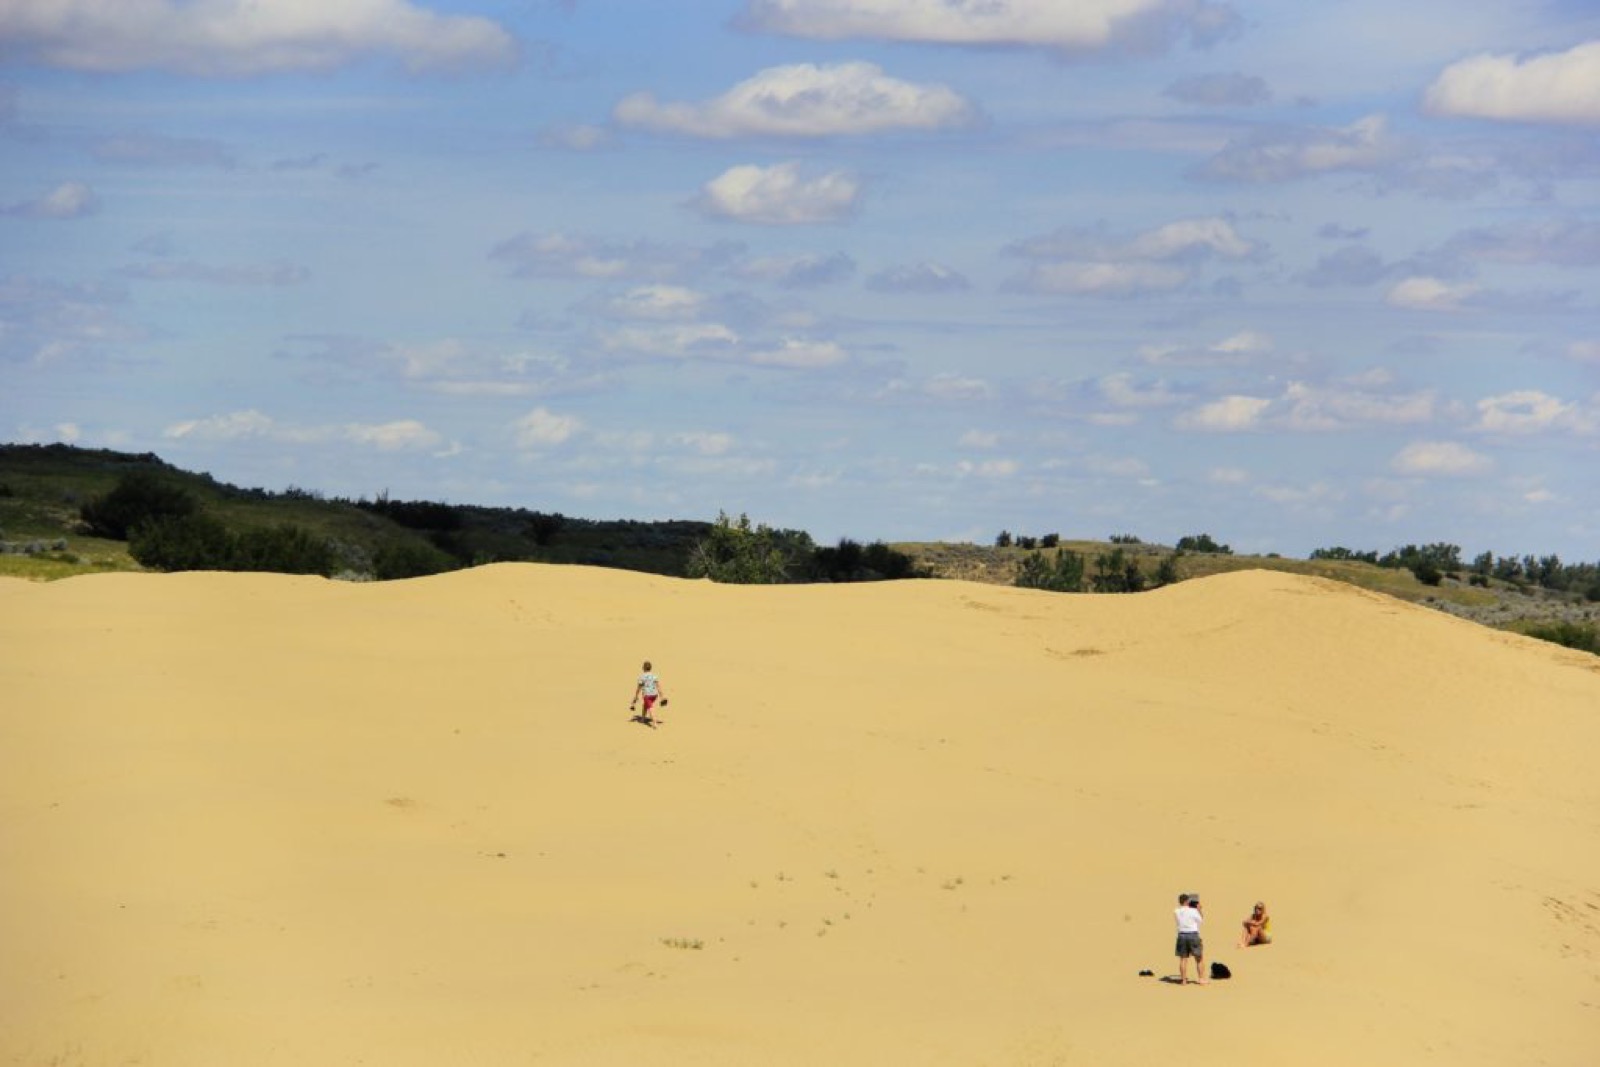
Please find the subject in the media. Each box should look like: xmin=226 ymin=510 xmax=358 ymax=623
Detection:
xmin=3 ymin=565 xmax=1598 ymax=1066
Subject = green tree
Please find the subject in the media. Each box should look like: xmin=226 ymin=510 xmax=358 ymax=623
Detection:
xmin=128 ymin=512 xmax=233 ymax=571
xmin=81 ymin=470 xmax=198 ymax=540
xmin=1091 ymin=547 xmax=1146 ymax=593
xmin=1014 ymin=549 xmax=1085 ymax=593
xmin=686 ymin=511 xmax=805 ymax=584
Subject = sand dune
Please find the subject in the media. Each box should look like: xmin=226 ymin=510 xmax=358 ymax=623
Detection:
xmin=3 ymin=565 xmax=1598 ymax=1066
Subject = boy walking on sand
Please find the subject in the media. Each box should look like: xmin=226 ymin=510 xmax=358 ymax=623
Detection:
xmin=630 ymin=660 xmax=668 ymax=724
xmin=1175 ymin=893 xmax=1206 ymax=985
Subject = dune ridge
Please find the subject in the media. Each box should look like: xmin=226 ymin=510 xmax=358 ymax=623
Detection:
xmin=3 ymin=565 xmax=1598 ymax=1066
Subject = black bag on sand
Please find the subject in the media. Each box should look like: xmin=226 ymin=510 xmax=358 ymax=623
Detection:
xmin=1210 ymin=962 xmax=1232 ymax=980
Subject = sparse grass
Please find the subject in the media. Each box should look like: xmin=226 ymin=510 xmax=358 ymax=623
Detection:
xmin=659 ymin=937 xmax=704 ymax=951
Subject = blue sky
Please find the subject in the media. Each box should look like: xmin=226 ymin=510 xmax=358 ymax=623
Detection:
xmin=3 ymin=1 xmax=1597 ymax=558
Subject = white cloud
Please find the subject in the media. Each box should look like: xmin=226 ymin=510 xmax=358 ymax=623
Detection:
xmin=1197 ymin=114 xmax=1396 ymax=182
xmin=515 ymin=407 xmax=582 ymax=448
xmin=1174 ymin=394 xmax=1270 ymax=431
xmin=1281 ymin=381 xmax=1438 ymax=430
xmin=737 ymin=0 xmax=1239 ymax=53
xmin=1210 ymin=329 xmax=1271 ymax=355
xmin=1425 ymin=40 xmax=1600 ymax=125
xmin=670 ymin=431 xmax=736 ymax=456
xmin=749 ymin=337 xmax=849 ymax=368
xmin=956 ymin=458 xmax=1019 ymax=478
xmin=2 ymin=181 xmax=98 ymax=219
xmin=1390 ymin=440 xmax=1493 ymax=476
xmin=491 ymin=232 xmax=742 ymax=281
xmin=922 ymin=373 xmax=992 ymax=401
xmin=865 ymin=261 xmax=971 ymax=293
xmin=601 ymin=323 xmax=741 ymax=359
xmin=0 ymin=0 xmax=517 ymax=76
xmin=1098 ymin=373 xmax=1179 ymax=408
xmin=695 ymin=162 xmax=861 ymax=225
xmin=344 ymin=420 xmax=443 ymax=451
xmin=1208 ymin=466 xmax=1249 ymax=484
xmin=1007 ymin=216 xmax=1255 ymax=297
xmin=731 ymin=251 xmax=855 ymax=287
xmin=163 ymin=410 xmax=444 ymax=451
xmin=959 ymin=429 xmax=999 ymax=448
xmin=1385 ymin=275 xmax=1479 ymax=311
xmin=614 ymin=62 xmax=974 ymax=138
xmin=538 ymin=123 xmax=613 ymax=151
xmin=594 ymin=285 xmax=710 ymax=322
xmin=1473 ymin=390 xmax=1585 ymax=435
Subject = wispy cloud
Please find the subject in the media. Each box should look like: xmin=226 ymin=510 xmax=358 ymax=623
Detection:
xmin=865 ymin=261 xmax=971 ymax=293
xmin=614 ymin=62 xmax=974 ymax=138
xmin=164 ymin=410 xmax=447 ymax=452
xmin=490 ymin=232 xmax=744 ymax=281
xmin=731 ymin=251 xmax=856 ymax=288
xmin=2 ymin=181 xmax=98 ymax=219
xmin=1007 ymin=216 xmax=1256 ymax=296
xmin=1163 ymin=72 xmax=1270 ymax=107
xmin=1195 ymin=114 xmax=1395 ymax=183
xmin=1390 ymin=440 xmax=1493 ymax=476
xmin=736 ymin=0 xmax=1241 ymax=54
xmin=0 ymin=0 xmax=517 ymax=76
xmin=119 ymin=261 xmax=310 ymax=286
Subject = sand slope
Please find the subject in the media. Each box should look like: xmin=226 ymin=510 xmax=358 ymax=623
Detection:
xmin=3 ymin=565 xmax=1598 ymax=1066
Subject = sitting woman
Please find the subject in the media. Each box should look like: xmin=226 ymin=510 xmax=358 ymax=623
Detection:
xmin=1239 ymin=901 xmax=1272 ymax=947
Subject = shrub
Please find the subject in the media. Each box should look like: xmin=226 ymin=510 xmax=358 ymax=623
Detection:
xmin=1176 ymin=533 xmax=1232 ymax=555
xmin=81 ymin=470 xmax=198 ymax=540
xmin=129 ymin=513 xmax=233 ymax=571
xmin=686 ymin=512 xmax=808 ymax=584
xmin=1014 ymin=549 xmax=1085 ymax=592
xmin=1040 ymin=533 xmax=1060 ymax=548
xmin=1091 ymin=547 xmax=1146 ymax=593
xmin=1411 ymin=559 xmax=1443 ymax=586
xmin=372 ymin=539 xmax=459 ymax=580
xmin=232 ymin=524 xmax=337 ymax=576
xmin=1522 ymin=621 xmax=1600 ymax=656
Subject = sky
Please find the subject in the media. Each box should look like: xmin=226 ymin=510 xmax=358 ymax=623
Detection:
xmin=2 ymin=0 xmax=1598 ymax=559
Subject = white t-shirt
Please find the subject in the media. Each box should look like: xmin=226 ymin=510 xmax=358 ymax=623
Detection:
xmin=1175 ymin=905 xmax=1203 ymax=934
xmin=638 ymin=672 xmax=659 ymax=696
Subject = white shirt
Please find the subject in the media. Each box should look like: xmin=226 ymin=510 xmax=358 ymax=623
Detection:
xmin=1175 ymin=905 xmax=1203 ymax=934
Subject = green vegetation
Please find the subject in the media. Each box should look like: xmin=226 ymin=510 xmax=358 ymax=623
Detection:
xmin=1520 ymin=621 xmax=1600 ymax=656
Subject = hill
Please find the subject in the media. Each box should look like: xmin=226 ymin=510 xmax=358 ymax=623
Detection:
xmin=3 ymin=565 xmax=1598 ymax=1065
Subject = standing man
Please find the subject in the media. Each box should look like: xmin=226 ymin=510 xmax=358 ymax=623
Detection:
xmin=1175 ymin=893 xmax=1206 ymax=985
xmin=630 ymin=660 xmax=668 ymax=725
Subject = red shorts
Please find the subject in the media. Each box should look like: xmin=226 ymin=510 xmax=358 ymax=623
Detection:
xmin=641 ymin=694 xmax=658 ymax=711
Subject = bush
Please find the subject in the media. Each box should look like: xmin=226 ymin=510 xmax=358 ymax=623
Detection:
xmin=1411 ymin=559 xmax=1443 ymax=586
xmin=1176 ymin=533 xmax=1231 ymax=555
xmin=1014 ymin=549 xmax=1085 ymax=593
xmin=686 ymin=512 xmax=809 ymax=584
xmin=81 ymin=470 xmax=198 ymax=540
xmin=1091 ymin=547 xmax=1146 ymax=593
xmin=129 ymin=513 xmax=233 ymax=571
xmin=810 ymin=538 xmax=920 ymax=582
xmin=372 ymin=539 xmax=460 ymax=580
xmin=1522 ymin=621 xmax=1600 ymax=656
xmin=233 ymin=524 xmax=337 ymax=576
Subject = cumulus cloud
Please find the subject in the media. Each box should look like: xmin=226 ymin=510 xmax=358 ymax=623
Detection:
xmin=1163 ymin=72 xmax=1269 ymax=107
xmin=865 ymin=261 xmax=971 ymax=293
xmin=613 ymin=62 xmax=974 ymax=138
xmin=2 ymin=181 xmax=98 ymax=219
xmin=1097 ymin=373 xmax=1180 ymax=408
xmin=1174 ymin=394 xmax=1270 ymax=431
xmin=119 ymin=261 xmax=310 ymax=286
xmin=601 ymin=323 xmax=741 ymax=359
xmin=1195 ymin=114 xmax=1396 ymax=183
xmin=1007 ymin=216 xmax=1255 ymax=297
xmin=736 ymin=0 xmax=1241 ymax=54
xmin=730 ymin=251 xmax=856 ymax=288
xmin=0 ymin=0 xmax=517 ymax=76
xmin=749 ymin=337 xmax=849 ymax=368
xmin=1473 ymin=390 xmax=1589 ymax=435
xmin=1280 ymin=381 xmax=1439 ymax=431
xmin=1425 ymin=40 xmax=1600 ymax=125
xmin=163 ymin=410 xmax=444 ymax=451
xmin=1137 ymin=329 xmax=1272 ymax=367
xmin=587 ymin=285 xmax=711 ymax=322
xmin=490 ymin=231 xmax=743 ymax=281
xmin=1385 ymin=276 xmax=1480 ymax=311
xmin=515 ymin=406 xmax=582 ymax=447
xmin=1390 ymin=440 xmax=1492 ymax=476
xmin=695 ymin=162 xmax=861 ymax=224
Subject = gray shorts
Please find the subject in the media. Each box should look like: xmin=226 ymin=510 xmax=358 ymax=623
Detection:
xmin=1175 ymin=932 xmax=1203 ymax=959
